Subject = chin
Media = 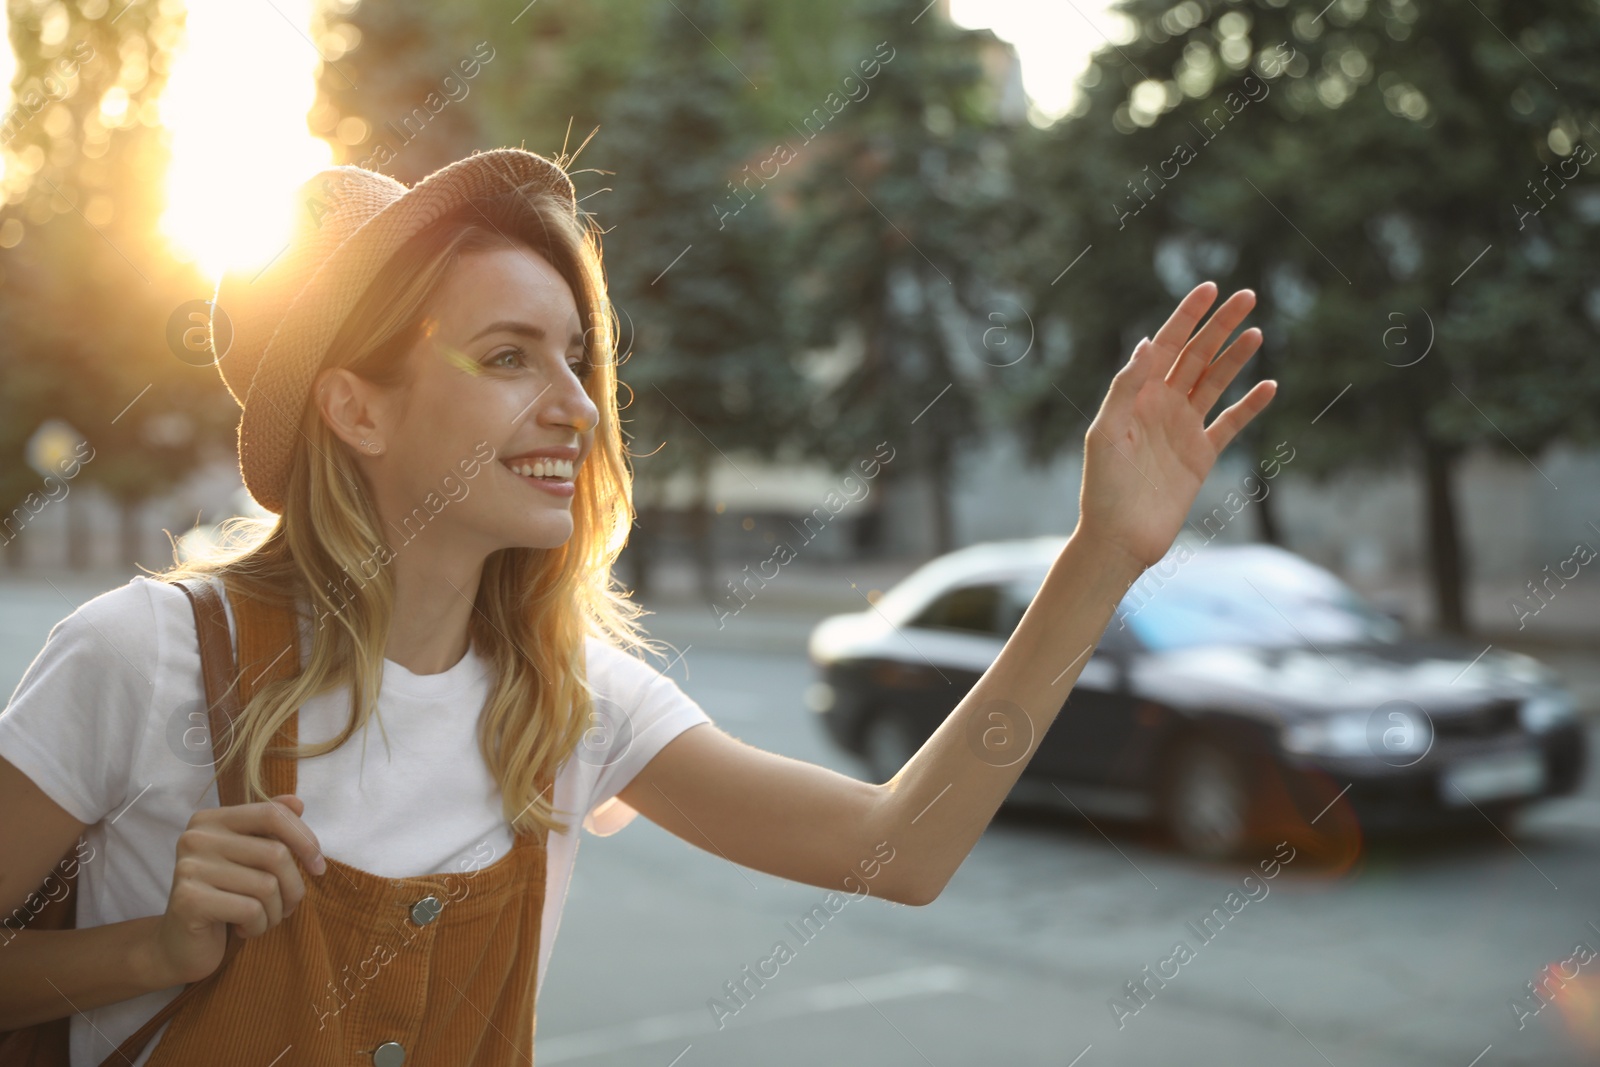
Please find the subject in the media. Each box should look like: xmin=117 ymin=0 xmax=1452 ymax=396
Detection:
xmin=505 ymin=516 xmax=575 ymax=552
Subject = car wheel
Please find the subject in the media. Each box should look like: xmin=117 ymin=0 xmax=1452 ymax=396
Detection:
xmin=1165 ymin=738 xmax=1255 ymax=861
xmin=862 ymin=713 xmax=918 ymax=785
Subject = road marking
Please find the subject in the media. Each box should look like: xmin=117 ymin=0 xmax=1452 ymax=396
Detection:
xmin=538 ymin=965 xmax=970 ymax=1062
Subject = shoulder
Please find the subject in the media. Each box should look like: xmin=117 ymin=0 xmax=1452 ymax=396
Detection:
xmin=582 ymin=634 xmax=665 ymax=683
xmin=0 ymin=576 xmax=202 ymax=823
xmin=46 ymin=576 xmax=169 ymax=651
xmin=582 ymin=635 xmax=692 ymax=703
xmin=24 ymin=575 xmax=217 ymax=694
xmin=581 ymin=634 xmax=711 ymax=728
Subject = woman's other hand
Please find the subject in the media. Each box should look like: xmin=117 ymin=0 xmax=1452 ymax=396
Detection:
xmin=146 ymin=794 xmax=326 ymax=986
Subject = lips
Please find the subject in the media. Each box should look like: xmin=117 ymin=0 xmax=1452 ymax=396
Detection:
xmin=503 ymin=456 xmax=575 ymax=480
xmin=500 ymin=451 xmax=578 ymax=500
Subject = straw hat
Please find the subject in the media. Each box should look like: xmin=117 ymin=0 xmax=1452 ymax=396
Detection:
xmin=208 ymin=148 xmax=578 ymax=514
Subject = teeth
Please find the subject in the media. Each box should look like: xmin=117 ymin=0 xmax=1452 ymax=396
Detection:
xmin=508 ymin=458 xmax=574 ymax=480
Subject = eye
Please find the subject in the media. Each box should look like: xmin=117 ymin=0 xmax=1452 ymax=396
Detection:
xmin=568 ymin=354 xmax=595 ymax=380
xmin=486 ymin=346 xmax=525 ymax=369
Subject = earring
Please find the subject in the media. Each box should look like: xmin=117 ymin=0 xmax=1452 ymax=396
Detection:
xmin=360 ymin=438 xmax=384 ymax=455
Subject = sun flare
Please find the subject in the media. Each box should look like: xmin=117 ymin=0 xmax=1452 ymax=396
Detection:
xmin=157 ymin=0 xmax=333 ymax=284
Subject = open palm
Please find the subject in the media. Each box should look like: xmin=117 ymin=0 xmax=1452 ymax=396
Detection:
xmin=1076 ymin=282 xmax=1278 ymax=572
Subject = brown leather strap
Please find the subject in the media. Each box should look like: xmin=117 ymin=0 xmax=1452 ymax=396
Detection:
xmin=95 ymin=578 xmax=259 ymax=1067
xmin=181 ymin=577 xmax=248 ymax=807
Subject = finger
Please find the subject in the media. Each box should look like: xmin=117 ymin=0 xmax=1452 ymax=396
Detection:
xmin=265 ymin=797 xmax=325 ymax=875
xmin=1149 ymin=281 xmax=1218 ymax=376
xmin=183 ymin=882 xmax=275 ymax=940
xmin=212 ymin=832 xmax=309 ymax=916
xmin=218 ymin=799 xmax=325 ymax=875
xmin=1099 ymin=336 xmax=1156 ymax=421
xmin=1169 ymin=289 xmax=1257 ymax=394
xmin=1188 ymin=327 xmax=1263 ymax=415
xmin=1204 ymin=380 xmax=1278 ymax=454
xmin=186 ymin=857 xmax=284 ymax=937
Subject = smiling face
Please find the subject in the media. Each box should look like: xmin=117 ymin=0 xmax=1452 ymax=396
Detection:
xmin=318 ymin=242 xmax=602 ymax=560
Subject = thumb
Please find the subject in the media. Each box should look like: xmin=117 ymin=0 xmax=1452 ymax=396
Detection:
xmin=1103 ymin=336 xmax=1154 ymax=412
xmin=272 ymin=794 xmax=304 ymax=815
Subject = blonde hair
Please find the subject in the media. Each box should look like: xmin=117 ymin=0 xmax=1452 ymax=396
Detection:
xmin=164 ymin=179 xmax=663 ymax=836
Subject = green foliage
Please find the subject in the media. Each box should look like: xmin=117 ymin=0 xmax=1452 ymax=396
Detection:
xmin=780 ymin=0 xmax=1018 ymax=550
xmin=584 ymin=0 xmax=802 ymax=480
xmin=0 ymin=0 xmax=225 ymax=529
xmin=1009 ymin=0 xmax=1600 ymax=481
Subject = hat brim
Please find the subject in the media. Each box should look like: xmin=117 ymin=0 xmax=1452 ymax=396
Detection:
xmin=231 ymin=148 xmax=577 ymax=514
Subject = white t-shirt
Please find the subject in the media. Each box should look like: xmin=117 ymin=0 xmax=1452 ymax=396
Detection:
xmin=0 ymin=575 xmax=712 ymax=1067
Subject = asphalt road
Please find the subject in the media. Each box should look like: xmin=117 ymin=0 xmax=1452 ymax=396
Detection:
xmin=539 ymin=633 xmax=1600 ymax=1067
xmin=5 ymin=576 xmax=1598 ymax=1066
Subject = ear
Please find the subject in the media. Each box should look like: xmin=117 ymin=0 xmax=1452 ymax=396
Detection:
xmin=314 ymin=367 xmax=382 ymax=454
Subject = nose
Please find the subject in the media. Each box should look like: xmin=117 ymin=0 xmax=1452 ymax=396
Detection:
xmin=541 ymin=369 xmax=600 ymax=437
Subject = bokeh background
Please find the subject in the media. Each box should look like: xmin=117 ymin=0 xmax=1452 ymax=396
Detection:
xmin=2 ymin=1 xmax=1598 ymax=1064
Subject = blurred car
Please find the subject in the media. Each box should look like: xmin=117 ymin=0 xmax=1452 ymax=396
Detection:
xmin=806 ymin=536 xmax=1588 ymax=859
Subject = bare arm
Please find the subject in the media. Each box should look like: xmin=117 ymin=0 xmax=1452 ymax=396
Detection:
xmin=0 ymin=756 xmax=173 ymax=1029
xmin=616 ymin=725 xmax=903 ymax=898
xmin=0 ymin=918 xmax=174 ymax=1031
xmin=0 ymin=754 xmax=327 ymax=1029
xmin=622 ymin=281 xmax=1275 ymax=905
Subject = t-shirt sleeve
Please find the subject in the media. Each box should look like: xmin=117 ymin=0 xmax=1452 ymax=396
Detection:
xmin=0 ymin=580 xmax=159 ymax=825
xmin=579 ymin=638 xmax=712 ymax=837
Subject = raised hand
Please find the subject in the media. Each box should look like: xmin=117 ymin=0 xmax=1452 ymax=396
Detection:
xmin=1075 ymin=281 xmax=1277 ymax=573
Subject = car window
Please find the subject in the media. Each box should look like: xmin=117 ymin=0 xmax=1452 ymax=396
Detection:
xmin=1122 ymin=576 xmax=1401 ymax=651
xmin=995 ymin=581 xmax=1030 ymax=639
xmin=1004 ymin=572 xmax=1134 ymax=654
xmin=908 ymin=583 xmax=1004 ymax=636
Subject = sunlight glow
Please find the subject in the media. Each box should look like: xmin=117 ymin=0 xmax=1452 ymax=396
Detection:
xmin=157 ymin=0 xmax=333 ymax=284
xmin=0 ymin=28 xmax=15 ymax=190
xmin=948 ymin=0 xmax=1127 ymax=127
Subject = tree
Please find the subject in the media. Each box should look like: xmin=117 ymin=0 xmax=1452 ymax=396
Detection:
xmin=2 ymin=0 xmax=225 ymax=567
xmin=1007 ymin=0 xmax=1600 ymax=633
xmin=312 ymin=0 xmax=500 ymax=181
xmin=584 ymin=0 xmax=805 ymax=600
xmin=783 ymin=0 xmax=1019 ymax=556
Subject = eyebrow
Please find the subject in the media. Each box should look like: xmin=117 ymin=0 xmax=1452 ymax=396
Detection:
xmin=467 ymin=320 xmax=586 ymax=350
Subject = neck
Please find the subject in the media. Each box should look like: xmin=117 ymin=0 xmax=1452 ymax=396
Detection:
xmin=383 ymin=539 xmax=487 ymax=675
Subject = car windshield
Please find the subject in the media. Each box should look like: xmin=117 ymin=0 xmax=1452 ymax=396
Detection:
xmin=1010 ymin=551 xmax=1402 ymax=652
xmin=1117 ymin=559 xmax=1402 ymax=651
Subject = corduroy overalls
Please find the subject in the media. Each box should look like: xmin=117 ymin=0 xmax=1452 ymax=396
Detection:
xmin=106 ymin=579 xmax=552 ymax=1067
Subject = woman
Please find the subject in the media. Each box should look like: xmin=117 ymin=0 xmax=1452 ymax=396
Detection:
xmin=0 ymin=147 xmax=1273 ymax=1065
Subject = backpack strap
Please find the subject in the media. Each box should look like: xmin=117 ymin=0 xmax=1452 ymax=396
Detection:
xmin=96 ymin=576 xmax=298 ymax=1067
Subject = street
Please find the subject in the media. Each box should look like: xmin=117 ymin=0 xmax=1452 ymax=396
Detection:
xmin=5 ymin=576 xmax=1599 ymax=1065
xmin=539 ymin=618 xmax=1600 ymax=1067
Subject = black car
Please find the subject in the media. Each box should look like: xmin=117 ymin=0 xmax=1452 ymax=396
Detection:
xmin=806 ymin=537 xmax=1588 ymax=859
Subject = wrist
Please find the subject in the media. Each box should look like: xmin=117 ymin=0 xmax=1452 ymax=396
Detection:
xmin=1067 ymin=526 xmax=1149 ymax=588
xmin=126 ymin=915 xmax=181 ymax=992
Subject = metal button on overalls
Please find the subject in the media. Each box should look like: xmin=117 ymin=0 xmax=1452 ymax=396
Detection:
xmin=103 ymin=588 xmax=555 ymax=1067
xmin=410 ymin=895 xmax=443 ymax=925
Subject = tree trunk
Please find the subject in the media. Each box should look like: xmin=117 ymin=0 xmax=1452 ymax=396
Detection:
xmin=1420 ymin=436 xmax=1469 ymax=634
xmin=1254 ymin=473 xmax=1283 ymax=546
xmin=690 ymin=451 xmax=717 ymax=603
xmin=926 ymin=433 xmax=956 ymax=556
xmin=624 ymin=482 xmax=657 ymax=599
xmin=853 ymin=464 xmax=887 ymax=557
